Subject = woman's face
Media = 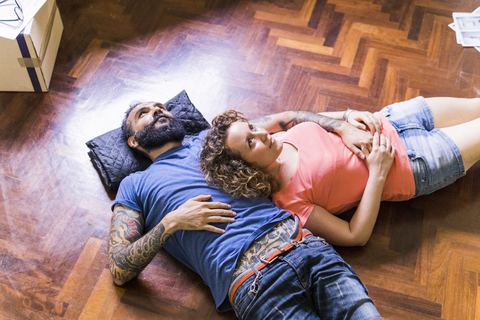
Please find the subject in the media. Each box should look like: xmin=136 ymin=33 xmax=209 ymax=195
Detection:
xmin=225 ymin=121 xmax=283 ymax=170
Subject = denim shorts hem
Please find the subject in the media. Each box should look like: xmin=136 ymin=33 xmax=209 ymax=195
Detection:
xmin=381 ymin=97 xmax=466 ymax=197
xmin=411 ymin=128 xmax=465 ymax=198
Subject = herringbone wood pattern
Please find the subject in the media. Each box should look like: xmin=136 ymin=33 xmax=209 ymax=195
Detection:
xmin=1 ymin=0 xmax=480 ymax=319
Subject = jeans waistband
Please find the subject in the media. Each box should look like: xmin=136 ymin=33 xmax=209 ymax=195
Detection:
xmin=228 ymin=217 xmax=313 ymax=306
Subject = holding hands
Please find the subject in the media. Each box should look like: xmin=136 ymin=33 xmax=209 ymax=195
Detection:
xmin=345 ymin=110 xmax=383 ymax=135
xmin=361 ymin=132 xmax=395 ymax=179
xmin=339 ymin=111 xmax=384 ymax=159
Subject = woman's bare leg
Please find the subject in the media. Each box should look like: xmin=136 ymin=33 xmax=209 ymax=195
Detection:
xmin=440 ymin=118 xmax=480 ymax=171
xmin=425 ymin=97 xmax=480 ymax=128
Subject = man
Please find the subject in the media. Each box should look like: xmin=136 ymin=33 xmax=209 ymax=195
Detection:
xmin=108 ymin=101 xmax=383 ymax=319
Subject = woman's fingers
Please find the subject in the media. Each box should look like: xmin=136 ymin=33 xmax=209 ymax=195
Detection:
xmin=374 ymin=133 xmax=392 ymax=151
xmin=365 ymin=112 xmax=383 ymax=134
xmin=361 ymin=142 xmax=370 ymax=158
xmin=372 ymin=132 xmax=380 ymax=147
xmin=379 ymin=133 xmax=386 ymax=148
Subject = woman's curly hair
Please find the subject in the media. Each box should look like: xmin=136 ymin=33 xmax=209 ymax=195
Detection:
xmin=200 ymin=109 xmax=277 ymax=198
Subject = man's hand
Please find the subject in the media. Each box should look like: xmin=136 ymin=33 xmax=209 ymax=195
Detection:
xmin=337 ymin=122 xmax=375 ymax=159
xmin=108 ymin=196 xmax=235 ymax=286
xmin=164 ymin=195 xmax=236 ymax=234
xmin=345 ymin=111 xmax=382 ymax=135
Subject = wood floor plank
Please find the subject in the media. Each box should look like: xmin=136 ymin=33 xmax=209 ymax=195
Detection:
xmin=1 ymin=0 xmax=480 ymax=319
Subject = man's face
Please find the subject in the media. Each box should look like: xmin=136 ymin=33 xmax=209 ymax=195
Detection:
xmin=127 ymin=102 xmax=173 ymax=133
xmin=127 ymin=102 xmax=186 ymax=151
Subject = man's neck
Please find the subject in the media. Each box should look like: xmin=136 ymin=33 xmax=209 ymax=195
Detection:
xmin=147 ymin=141 xmax=183 ymax=161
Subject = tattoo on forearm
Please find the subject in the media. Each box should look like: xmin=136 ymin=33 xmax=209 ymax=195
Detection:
xmin=280 ymin=111 xmax=342 ymax=132
xmin=108 ymin=205 xmax=171 ymax=284
xmin=250 ymin=116 xmax=272 ymax=124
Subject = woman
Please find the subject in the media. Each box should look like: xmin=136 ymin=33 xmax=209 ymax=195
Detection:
xmin=200 ymin=97 xmax=480 ymax=246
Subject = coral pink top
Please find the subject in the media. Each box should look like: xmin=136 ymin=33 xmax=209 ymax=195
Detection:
xmin=271 ymin=114 xmax=415 ymax=227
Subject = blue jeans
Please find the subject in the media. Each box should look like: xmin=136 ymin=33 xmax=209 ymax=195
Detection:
xmin=380 ymin=97 xmax=465 ymax=197
xmin=231 ymin=235 xmax=382 ymax=320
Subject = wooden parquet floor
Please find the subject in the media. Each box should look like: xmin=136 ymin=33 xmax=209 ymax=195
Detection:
xmin=1 ymin=0 xmax=480 ymax=319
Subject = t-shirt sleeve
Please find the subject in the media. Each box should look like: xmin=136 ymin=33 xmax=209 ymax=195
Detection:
xmin=111 ymin=175 xmax=143 ymax=213
xmin=273 ymin=193 xmax=315 ymax=227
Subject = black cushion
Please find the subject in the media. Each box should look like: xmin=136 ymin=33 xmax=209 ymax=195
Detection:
xmin=86 ymin=90 xmax=210 ymax=190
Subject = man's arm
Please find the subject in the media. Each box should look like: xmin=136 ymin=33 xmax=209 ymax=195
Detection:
xmin=250 ymin=111 xmax=341 ymax=133
xmin=317 ymin=110 xmax=382 ymax=134
xmin=251 ymin=110 xmax=381 ymax=134
xmin=251 ymin=111 xmax=380 ymax=159
xmin=109 ymin=195 xmax=236 ymax=285
xmin=108 ymin=204 xmax=171 ymax=285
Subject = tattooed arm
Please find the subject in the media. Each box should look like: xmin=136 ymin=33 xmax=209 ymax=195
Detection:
xmin=251 ymin=111 xmax=376 ymax=159
xmin=109 ymin=195 xmax=236 ymax=285
xmin=108 ymin=204 xmax=161 ymax=285
xmin=250 ymin=111 xmax=341 ymax=133
xmin=251 ymin=110 xmax=381 ymax=134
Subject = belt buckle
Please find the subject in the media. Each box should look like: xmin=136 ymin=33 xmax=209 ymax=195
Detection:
xmin=291 ymin=237 xmax=308 ymax=247
xmin=260 ymin=255 xmax=278 ymax=264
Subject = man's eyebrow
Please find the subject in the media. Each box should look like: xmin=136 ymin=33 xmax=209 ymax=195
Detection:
xmin=132 ymin=102 xmax=165 ymax=120
xmin=133 ymin=107 xmax=147 ymax=119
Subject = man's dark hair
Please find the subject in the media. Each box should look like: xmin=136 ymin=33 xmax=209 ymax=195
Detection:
xmin=121 ymin=101 xmax=186 ymax=156
xmin=122 ymin=101 xmax=143 ymax=140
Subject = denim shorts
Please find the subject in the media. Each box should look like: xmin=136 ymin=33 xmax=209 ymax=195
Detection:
xmin=231 ymin=235 xmax=382 ymax=320
xmin=380 ymin=97 xmax=466 ymax=197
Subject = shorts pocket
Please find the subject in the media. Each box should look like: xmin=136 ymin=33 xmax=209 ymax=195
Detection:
xmin=407 ymin=150 xmax=429 ymax=191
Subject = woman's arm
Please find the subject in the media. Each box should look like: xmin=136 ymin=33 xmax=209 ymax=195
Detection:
xmin=305 ymin=173 xmax=386 ymax=246
xmin=303 ymin=133 xmax=395 ymax=246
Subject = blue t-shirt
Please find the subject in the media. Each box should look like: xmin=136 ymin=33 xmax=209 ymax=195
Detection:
xmin=113 ymin=130 xmax=290 ymax=311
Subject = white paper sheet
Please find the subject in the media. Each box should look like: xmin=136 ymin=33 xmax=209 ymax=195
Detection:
xmin=450 ymin=7 xmax=480 ymax=52
xmin=0 ymin=0 xmax=47 ymax=40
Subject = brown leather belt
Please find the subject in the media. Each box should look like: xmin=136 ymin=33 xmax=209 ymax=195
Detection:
xmin=228 ymin=217 xmax=312 ymax=306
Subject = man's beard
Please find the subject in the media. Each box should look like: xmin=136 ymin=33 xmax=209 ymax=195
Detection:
xmin=134 ymin=114 xmax=186 ymax=151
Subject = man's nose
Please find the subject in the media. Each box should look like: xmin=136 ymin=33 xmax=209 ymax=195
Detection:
xmin=152 ymin=107 xmax=165 ymax=117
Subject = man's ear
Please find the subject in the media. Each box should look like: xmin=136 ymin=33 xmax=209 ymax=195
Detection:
xmin=127 ymin=136 xmax=138 ymax=148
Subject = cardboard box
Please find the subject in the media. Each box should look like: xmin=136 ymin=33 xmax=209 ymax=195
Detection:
xmin=0 ymin=0 xmax=63 ymax=92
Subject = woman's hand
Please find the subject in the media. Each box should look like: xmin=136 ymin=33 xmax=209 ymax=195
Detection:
xmin=347 ymin=111 xmax=383 ymax=135
xmin=361 ymin=132 xmax=395 ymax=179
xmin=305 ymin=132 xmax=395 ymax=247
